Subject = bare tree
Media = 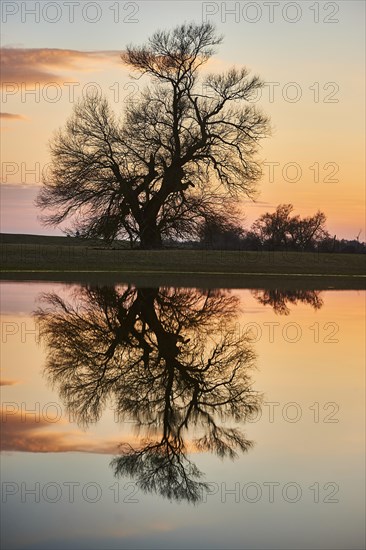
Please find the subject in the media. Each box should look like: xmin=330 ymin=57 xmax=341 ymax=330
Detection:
xmin=34 ymin=284 xmax=261 ymax=502
xmin=251 ymin=204 xmax=329 ymax=251
xmin=198 ymin=207 xmax=245 ymax=249
xmin=251 ymin=204 xmax=294 ymax=249
xmin=36 ymin=22 xmax=270 ymax=248
xmin=251 ymin=289 xmax=324 ymax=315
xmin=288 ymin=211 xmax=329 ymax=251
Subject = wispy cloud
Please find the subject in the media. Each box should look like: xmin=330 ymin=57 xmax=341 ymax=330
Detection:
xmin=0 ymin=112 xmax=26 ymax=121
xmin=0 ymin=379 xmax=19 ymax=386
xmin=1 ymin=410 xmax=200 ymax=455
xmin=0 ymin=412 xmax=129 ymax=454
xmin=0 ymin=48 xmax=123 ymax=85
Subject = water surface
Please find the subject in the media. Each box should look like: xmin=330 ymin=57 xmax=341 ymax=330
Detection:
xmin=1 ymin=282 xmax=365 ymax=549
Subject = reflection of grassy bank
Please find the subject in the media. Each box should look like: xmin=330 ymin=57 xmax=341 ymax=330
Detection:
xmin=1 ymin=271 xmax=365 ymax=290
xmin=1 ymin=234 xmax=365 ymax=286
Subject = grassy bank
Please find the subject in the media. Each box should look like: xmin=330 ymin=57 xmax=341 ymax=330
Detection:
xmin=1 ymin=233 xmax=365 ymax=288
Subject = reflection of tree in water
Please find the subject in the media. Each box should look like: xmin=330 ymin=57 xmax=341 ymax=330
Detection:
xmin=251 ymin=289 xmax=323 ymax=315
xmin=35 ymin=286 xmax=261 ymax=503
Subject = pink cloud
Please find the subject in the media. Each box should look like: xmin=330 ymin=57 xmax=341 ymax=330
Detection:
xmin=0 ymin=379 xmax=19 ymax=386
xmin=0 ymin=48 xmax=123 ymax=85
xmin=0 ymin=411 xmax=126 ymax=454
xmin=0 ymin=409 xmax=199 ymax=455
xmin=0 ymin=112 xmax=26 ymax=121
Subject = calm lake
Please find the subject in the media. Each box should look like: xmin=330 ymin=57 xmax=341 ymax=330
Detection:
xmin=1 ymin=281 xmax=365 ymax=550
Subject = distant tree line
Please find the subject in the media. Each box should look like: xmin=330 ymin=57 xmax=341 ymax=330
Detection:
xmin=196 ymin=204 xmax=366 ymax=253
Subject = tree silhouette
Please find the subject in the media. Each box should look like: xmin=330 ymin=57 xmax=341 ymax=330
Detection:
xmin=251 ymin=204 xmax=329 ymax=251
xmin=36 ymin=22 xmax=270 ymax=248
xmin=35 ymin=285 xmax=261 ymax=503
xmin=199 ymin=209 xmax=245 ymax=249
xmin=251 ymin=289 xmax=324 ymax=315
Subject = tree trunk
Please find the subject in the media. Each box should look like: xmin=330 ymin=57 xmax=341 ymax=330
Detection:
xmin=139 ymin=219 xmax=162 ymax=249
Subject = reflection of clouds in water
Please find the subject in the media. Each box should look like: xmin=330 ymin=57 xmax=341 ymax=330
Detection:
xmin=0 ymin=379 xmax=19 ymax=386
xmin=33 ymin=286 xmax=324 ymax=502
xmin=0 ymin=411 xmax=123 ymax=454
xmin=35 ymin=285 xmax=262 ymax=503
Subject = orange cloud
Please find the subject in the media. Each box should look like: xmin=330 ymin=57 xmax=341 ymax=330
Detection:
xmin=0 ymin=410 xmax=201 ymax=455
xmin=0 ymin=48 xmax=123 ymax=85
xmin=0 ymin=112 xmax=26 ymax=121
xmin=0 ymin=412 xmax=127 ymax=454
xmin=0 ymin=379 xmax=19 ymax=386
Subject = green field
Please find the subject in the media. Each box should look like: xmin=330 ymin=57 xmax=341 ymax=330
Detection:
xmin=1 ymin=233 xmax=365 ymax=289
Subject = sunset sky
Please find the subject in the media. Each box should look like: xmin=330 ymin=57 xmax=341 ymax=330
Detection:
xmin=1 ymin=1 xmax=365 ymax=239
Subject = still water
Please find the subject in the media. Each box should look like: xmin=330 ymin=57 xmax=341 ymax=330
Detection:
xmin=1 ymin=282 xmax=365 ymax=549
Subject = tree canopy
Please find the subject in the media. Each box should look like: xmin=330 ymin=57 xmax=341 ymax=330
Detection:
xmin=35 ymin=284 xmax=260 ymax=502
xmin=250 ymin=204 xmax=330 ymax=251
xmin=36 ymin=22 xmax=270 ymax=248
xmin=34 ymin=283 xmax=324 ymax=501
